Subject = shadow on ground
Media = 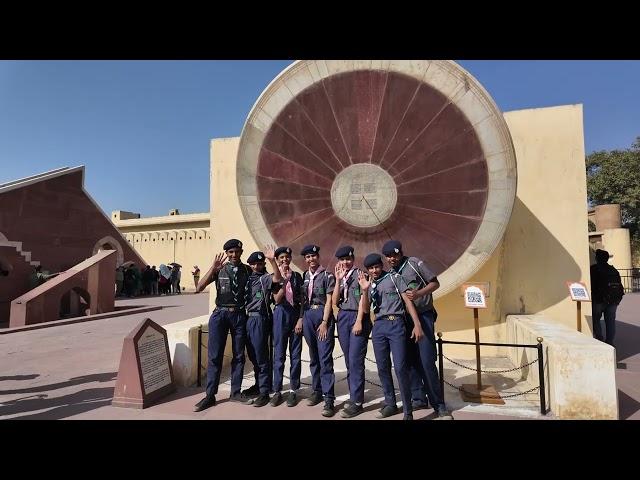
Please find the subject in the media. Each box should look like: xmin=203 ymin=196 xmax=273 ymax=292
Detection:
xmin=618 ymin=389 xmax=640 ymax=420
xmin=0 ymin=372 xmax=118 ymax=419
xmin=1 ymin=387 xmax=115 ymax=419
xmin=0 ymin=374 xmax=40 ymax=382
xmin=0 ymin=372 xmax=116 ymax=396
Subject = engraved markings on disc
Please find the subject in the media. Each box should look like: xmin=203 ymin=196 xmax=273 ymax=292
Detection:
xmin=330 ymin=164 xmax=397 ymax=228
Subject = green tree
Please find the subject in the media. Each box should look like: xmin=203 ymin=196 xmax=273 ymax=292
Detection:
xmin=586 ymin=137 xmax=640 ymax=266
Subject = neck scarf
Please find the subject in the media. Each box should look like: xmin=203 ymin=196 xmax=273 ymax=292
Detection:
xmin=307 ymin=266 xmax=326 ymax=303
xmin=342 ymin=268 xmax=355 ymax=302
xmin=280 ymin=266 xmax=295 ymax=306
xmin=370 ymin=271 xmax=389 ymax=314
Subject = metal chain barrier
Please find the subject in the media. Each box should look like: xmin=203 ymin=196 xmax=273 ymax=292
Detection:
xmin=220 ymin=372 xmax=256 ymax=387
xmin=198 ymin=326 xmax=547 ymax=414
xmin=365 ymin=377 xmax=396 ymax=391
xmin=200 ymin=328 xmax=526 ymax=396
xmin=442 ymin=354 xmax=539 ymax=374
xmin=281 ymin=372 xmax=391 ymax=390
xmin=437 ymin=334 xmax=548 ymax=414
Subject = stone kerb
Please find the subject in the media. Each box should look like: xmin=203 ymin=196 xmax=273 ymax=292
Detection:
xmin=507 ymin=314 xmax=617 ymax=419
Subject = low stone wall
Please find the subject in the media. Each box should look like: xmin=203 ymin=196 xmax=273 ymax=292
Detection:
xmin=507 ymin=314 xmax=617 ymax=419
xmin=10 ymin=250 xmax=116 ymax=327
xmin=165 ymin=314 xmax=233 ymax=388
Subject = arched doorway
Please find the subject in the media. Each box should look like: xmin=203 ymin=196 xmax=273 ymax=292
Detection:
xmin=59 ymin=287 xmax=91 ymax=319
xmin=92 ymin=236 xmax=124 ymax=266
xmin=0 ymin=257 xmax=11 ymax=324
xmin=0 ymin=257 xmax=11 ymax=277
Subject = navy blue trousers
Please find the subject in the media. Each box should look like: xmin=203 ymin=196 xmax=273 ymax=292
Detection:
xmin=303 ymin=307 xmax=335 ymax=400
xmin=246 ymin=313 xmax=271 ymax=394
xmin=372 ymin=316 xmax=412 ymax=415
xmin=407 ymin=309 xmax=444 ymax=408
xmin=272 ymin=303 xmax=303 ymax=392
xmin=206 ymin=308 xmax=246 ymax=396
xmin=336 ymin=310 xmax=371 ymax=404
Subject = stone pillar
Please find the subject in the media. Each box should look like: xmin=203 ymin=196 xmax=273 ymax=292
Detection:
xmin=602 ymin=228 xmax=633 ymax=270
xmin=595 ymin=204 xmax=621 ymax=230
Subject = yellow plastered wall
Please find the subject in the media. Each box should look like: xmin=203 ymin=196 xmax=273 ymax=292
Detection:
xmin=498 ymin=105 xmax=590 ymax=334
xmin=602 ymin=228 xmax=632 ymax=270
xmin=209 ymin=137 xmax=258 ymax=311
xmin=432 ymin=242 xmax=506 ymax=358
xmin=121 ymin=227 xmax=213 ymax=291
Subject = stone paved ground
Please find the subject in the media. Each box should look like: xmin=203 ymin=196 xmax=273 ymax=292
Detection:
xmin=1 ymin=292 xmax=638 ymax=420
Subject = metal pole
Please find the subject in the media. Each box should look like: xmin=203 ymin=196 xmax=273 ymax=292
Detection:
xmin=576 ymin=301 xmax=582 ymax=332
xmin=437 ymin=332 xmax=444 ymax=401
xmin=474 ymin=308 xmax=482 ymax=389
xmin=197 ymin=326 xmax=202 ymax=387
xmin=537 ymin=337 xmax=546 ymax=415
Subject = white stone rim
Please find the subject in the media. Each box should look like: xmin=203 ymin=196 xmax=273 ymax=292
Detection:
xmin=237 ymin=60 xmax=517 ymax=298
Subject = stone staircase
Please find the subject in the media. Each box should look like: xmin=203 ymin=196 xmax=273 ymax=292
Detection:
xmin=0 ymin=241 xmax=40 ymax=324
xmin=0 ymin=237 xmax=41 ymax=267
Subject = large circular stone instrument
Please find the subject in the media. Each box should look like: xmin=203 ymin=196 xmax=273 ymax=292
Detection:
xmin=237 ymin=60 xmax=517 ymax=297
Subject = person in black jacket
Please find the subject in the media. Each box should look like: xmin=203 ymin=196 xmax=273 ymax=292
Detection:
xmin=590 ymin=249 xmax=625 ymax=346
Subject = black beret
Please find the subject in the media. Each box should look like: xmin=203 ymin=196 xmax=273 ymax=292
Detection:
xmin=363 ymin=253 xmax=383 ymax=268
xmin=381 ymin=240 xmax=403 ymax=256
xmin=300 ymin=244 xmax=320 ymax=256
xmin=247 ymin=251 xmax=266 ymax=264
xmin=274 ymin=246 xmax=292 ymax=257
xmin=223 ymin=239 xmax=243 ymax=251
xmin=335 ymin=245 xmax=355 ymax=258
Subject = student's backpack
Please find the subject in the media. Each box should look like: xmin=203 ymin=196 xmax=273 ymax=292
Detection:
xmin=603 ymin=267 xmax=625 ymax=305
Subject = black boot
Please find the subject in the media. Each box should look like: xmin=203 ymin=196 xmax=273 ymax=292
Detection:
xmin=242 ymin=384 xmax=260 ymax=397
xmin=306 ymin=391 xmax=323 ymax=406
xmin=194 ymin=394 xmax=216 ymax=412
xmin=321 ymin=400 xmax=335 ymax=417
xmin=252 ymin=393 xmax=270 ymax=407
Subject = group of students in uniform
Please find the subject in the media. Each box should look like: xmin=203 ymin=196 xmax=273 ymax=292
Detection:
xmin=193 ymin=238 xmax=453 ymax=420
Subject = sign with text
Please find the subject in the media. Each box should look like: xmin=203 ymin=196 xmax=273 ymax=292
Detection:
xmin=567 ymin=281 xmax=590 ymax=302
xmin=112 ymin=318 xmax=175 ymax=409
xmin=464 ymin=286 xmax=487 ymax=309
xmin=460 ymin=282 xmax=490 ymax=298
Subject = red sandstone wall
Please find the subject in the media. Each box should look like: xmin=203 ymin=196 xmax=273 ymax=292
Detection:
xmin=0 ymin=171 xmax=144 ymax=273
xmin=0 ymin=245 xmax=33 ymax=324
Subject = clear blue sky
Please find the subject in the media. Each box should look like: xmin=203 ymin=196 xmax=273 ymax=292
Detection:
xmin=1 ymin=60 xmax=638 ymax=218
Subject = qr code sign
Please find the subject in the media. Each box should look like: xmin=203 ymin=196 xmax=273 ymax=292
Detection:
xmin=571 ymin=288 xmax=585 ymax=298
xmin=467 ymin=292 xmax=483 ymax=303
xmin=567 ymin=282 xmax=590 ymax=301
xmin=464 ymin=286 xmax=486 ymax=308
